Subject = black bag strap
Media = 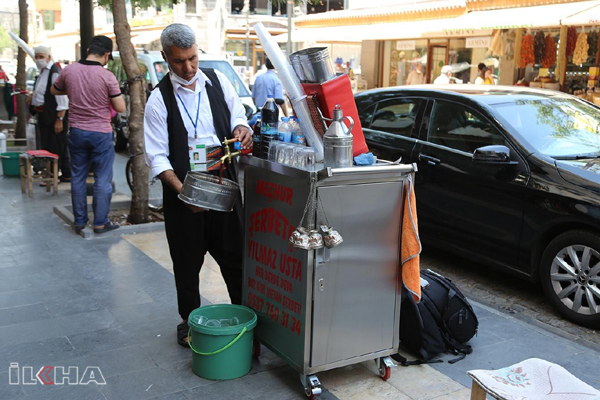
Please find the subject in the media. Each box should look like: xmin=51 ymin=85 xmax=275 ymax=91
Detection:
xmin=391 ymin=353 xmax=443 ymax=366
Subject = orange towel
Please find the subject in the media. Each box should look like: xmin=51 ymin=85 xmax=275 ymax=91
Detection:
xmin=401 ymin=175 xmax=421 ymax=302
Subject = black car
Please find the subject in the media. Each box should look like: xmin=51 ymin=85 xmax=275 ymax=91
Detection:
xmin=355 ymin=85 xmax=600 ymax=328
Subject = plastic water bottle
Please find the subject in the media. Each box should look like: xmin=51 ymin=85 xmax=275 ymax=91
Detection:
xmin=205 ymin=319 xmax=221 ymax=327
xmin=278 ymin=117 xmax=292 ymax=142
xmin=260 ymin=95 xmax=279 ymax=159
xmin=252 ymin=119 xmax=262 ymax=158
xmin=290 ymin=117 xmax=306 ymax=145
xmin=219 ymin=317 xmax=240 ymax=327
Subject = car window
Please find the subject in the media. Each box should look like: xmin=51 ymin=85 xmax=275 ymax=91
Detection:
xmin=359 ymin=104 xmax=375 ymax=128
xmin=492 ymin=98 xmax=600 ymax=157
xmin=26 ymin=67 xmax=38 ymax=82
xmin=154 ymin=61 xmax=168 ymax=81
xmin=371 ymin=99 xmax=422 ymax=138
xmin=198 ymin=60 xmax=251 ymax=97
xmin=107 ymin=59 xmax=126 ymax=82
xmin=428 ymin=100 xmax=505 ymax=153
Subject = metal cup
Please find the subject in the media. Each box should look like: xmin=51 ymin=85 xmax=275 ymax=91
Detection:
xmin=307 ymin=229 xmax=324 ymax=249
xmin=320 ymin=225 xmax=343 ymax=248
xmin=289 ymin=227 xmax=311 ymax=250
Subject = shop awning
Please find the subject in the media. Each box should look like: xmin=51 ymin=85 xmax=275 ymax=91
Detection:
xmin=424 ymin=0 xmax=600 ymax=36
xmin=274 ymin=17 xmax=488 ymax=44
xmin=131 ymin=30 xmax=163 ymax=45
xmin=561 ymin=0 xmax=600 ymax=26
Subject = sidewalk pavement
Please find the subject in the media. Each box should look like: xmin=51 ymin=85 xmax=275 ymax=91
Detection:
xmin=0 ymin=155 xmax=599 ymax=400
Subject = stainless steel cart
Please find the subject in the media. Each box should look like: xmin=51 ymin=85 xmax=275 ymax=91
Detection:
xmin=241 ymin=156 xmax=416 ymax=398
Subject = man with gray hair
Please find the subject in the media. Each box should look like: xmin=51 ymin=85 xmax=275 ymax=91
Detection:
xmin=144 ymin=23 xmax=252 ymax=347
xmin=28 ymin=45 xmax=71 ymax=182
xmin=433 ymin=65 xmax=453 ymax=84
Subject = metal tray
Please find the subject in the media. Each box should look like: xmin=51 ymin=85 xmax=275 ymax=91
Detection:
xmin=178 ymin=172 xmax=239 ymax=212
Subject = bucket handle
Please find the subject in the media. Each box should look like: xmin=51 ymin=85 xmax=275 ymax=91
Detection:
xmin=188 ymin=326 xmax=248 ymax=356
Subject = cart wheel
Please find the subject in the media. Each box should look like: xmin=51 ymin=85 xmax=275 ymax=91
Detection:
xmin=252 ymin=338 xmax=261 ymax=358
xmin=304 ymin=386 xmax=317 ymax=399
xmin=379 ymin=365 xmax=392 ymax=381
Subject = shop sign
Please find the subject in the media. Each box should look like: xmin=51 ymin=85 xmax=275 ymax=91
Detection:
xmin=466 ymin=36 xmax=492 ymax=48
xmin=396 ymin=40 xmax=416 ymax=51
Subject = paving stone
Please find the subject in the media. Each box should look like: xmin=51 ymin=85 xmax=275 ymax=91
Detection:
xmin=0 ymin=370 xmax=26 ymax=399
xmin=108 ymin=302 xmax=176 ymax=326
xmin=43 ymin=298 xmax=107 ymax=318
xmin=0 ymin=285 xmax=85 ymax=310
xmin=66 ymin=326 xmax=134 ymax=357
xmin=20 ymin=383 xmax=106 ymax=400
xmin=99 ymin=366 xmax=186 ymax=400
xmin=149 ymin=392 xmax=188 ymax=400
xmin=329 ymin=374 xmax=409 ymax=400
xmin=0 ymin=309 xmax=115 ymax=346
xmin=0 ymin=303 xmax=52 ymax=327
xmin=0 ymin=336 xmax=78 ymax=374
xmin=157 ymin=360 xmax=212 ymax=390
xmin=363 ymin=360 xmax=465 ymax=400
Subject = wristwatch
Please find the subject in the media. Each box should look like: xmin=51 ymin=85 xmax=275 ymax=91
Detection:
xmin=57 ymin=117 xmax=64 ymax=121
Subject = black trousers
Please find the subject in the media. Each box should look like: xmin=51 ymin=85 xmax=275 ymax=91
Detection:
xmin=164 ymin=183 xmax=244 ymax=320
xmin=37 ymin=115 xmax=71 ymax=178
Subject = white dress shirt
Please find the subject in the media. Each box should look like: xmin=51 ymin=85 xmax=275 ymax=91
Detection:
xmin=144 ymin=69 xmax=250 ymax=179
xmin=433 ymin=74 xmax=451 ymax=85
xmin=32 ymin=61 xmax=69 ymax=111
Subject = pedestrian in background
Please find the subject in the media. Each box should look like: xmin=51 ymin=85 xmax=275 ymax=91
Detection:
xmin=252 ymin=58 xmax=284 ymax=110
xmin=476 ymin=67 xmax=495 ymax=85
xmin=51 ymin=35 xmax=125 ymax=234
xmin=406 ymin=62 xmax=424 ymax=85
xmin=28 ymin=46 xmax=71 ymax=183
xmin=434 ymin=65 xmax=453 ymax=84
xmin=474 ymin=62 xmax=486 ymax=84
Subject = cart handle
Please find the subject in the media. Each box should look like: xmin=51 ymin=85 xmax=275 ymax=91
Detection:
xmin=326 ymin=164 xmax=416 ymax=177
xmin=188 ymin=326 xmax=247 ymax=356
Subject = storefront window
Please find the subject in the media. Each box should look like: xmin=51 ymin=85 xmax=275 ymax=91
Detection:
xmin=449 ymin=38 xmax=473 ymax=84
xmin=383 ymin=40 xmax=427 ymax=87
xmin=251 ymin=0 xmax=271 ymax=15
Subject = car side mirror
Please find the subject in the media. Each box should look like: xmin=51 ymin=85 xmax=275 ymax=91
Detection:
xmin=473 ymin=145 xmax=518 ymax=165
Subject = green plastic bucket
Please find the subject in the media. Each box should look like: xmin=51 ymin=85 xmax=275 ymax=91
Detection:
xmin=0 ymin=152 xmax=22 ymax=176
xmin=188 ymin=304 xmax=257 ymax=380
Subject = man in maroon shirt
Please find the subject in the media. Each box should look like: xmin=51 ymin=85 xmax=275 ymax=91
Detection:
xmin=52 ymin=36 xmax=126 ymax=234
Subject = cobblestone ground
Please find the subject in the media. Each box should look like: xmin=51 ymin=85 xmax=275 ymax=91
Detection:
xmin=420 ymin=247 xmax=600 ymax=351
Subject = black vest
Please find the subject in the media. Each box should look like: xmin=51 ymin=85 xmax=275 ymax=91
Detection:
xmin=37 ymin=63 xmax=60 ymax=125
xmin=158 ymin=68 xmax=237 ymax=185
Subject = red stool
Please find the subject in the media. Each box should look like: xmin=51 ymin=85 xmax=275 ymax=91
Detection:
xmin=19 ymin=150 xmax=59 ymax=197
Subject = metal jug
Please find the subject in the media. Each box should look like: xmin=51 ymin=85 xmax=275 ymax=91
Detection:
xmin=323 ymin=105 xmax=354 ymax=168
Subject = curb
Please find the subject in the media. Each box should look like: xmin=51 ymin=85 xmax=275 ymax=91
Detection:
xmin=53 ymin=199 xmax=165 ymax=239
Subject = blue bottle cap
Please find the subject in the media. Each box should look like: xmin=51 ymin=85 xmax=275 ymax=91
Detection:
xmin=234 ymin=142 xmax=241 ymax=150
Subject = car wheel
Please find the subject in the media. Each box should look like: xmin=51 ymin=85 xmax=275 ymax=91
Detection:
xmin=540 ymin=230 xmax=600 ymax=328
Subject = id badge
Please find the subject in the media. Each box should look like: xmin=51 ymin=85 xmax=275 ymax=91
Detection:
xmin=189 ymin=141 xmax=207 ymax=171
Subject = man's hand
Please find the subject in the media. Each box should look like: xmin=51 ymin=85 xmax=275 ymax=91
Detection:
xmin=233 ymin=125 xmax=252 ymax=149
xmin=185 ymin=203 xmax=205 ymax=213
xmin=54 ymin=119 xmax=63 ymax=134
xmin=26 ymin=94 xmax=32 ymax=106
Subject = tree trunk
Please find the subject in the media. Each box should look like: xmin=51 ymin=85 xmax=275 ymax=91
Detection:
xmin=15 ymin=0 xmax=28 ymax=140
xmin=112 ymin=0 xmax=149 ymax=223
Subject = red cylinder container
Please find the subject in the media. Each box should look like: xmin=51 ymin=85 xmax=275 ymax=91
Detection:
xmin=301 ymin=74 xmax=369 ymax=157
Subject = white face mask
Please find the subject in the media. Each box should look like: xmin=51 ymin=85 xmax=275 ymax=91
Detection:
xmin=169 ymin=67 xmax=201 ymax=86
xmin=35 ymin=59 xmax=48 ymax=70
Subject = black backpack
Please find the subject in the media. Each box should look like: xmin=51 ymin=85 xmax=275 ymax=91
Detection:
xmin=395 ymin=269 xmax=479 ymax=365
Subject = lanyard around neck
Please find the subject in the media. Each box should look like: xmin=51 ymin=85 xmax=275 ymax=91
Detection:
xmin=176 ymin=91 xmax=201 ymax=139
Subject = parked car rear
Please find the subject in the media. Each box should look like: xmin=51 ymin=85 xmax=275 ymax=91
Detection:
xmin=355 ymin=85 xmax=600 ymax=328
